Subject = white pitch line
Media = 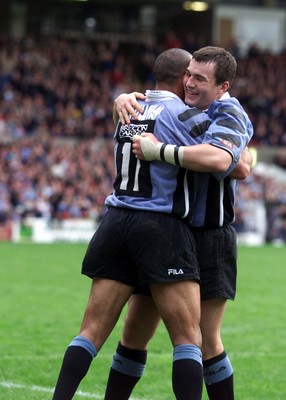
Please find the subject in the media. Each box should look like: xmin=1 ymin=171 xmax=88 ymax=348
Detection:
xmin=0 ymin=381 xmax=149 ymax=400
xmin=0 ymin=381 xmax=100 ymax=398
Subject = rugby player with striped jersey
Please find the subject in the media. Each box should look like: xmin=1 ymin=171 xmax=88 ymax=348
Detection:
xmin=105 ymin=47 xmax=253 ymax=400
xmin=53 ymin=48 xmax=206 ymax=400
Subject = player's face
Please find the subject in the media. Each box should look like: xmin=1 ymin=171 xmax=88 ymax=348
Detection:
xmin=183 ymin=60 xmax=226 ymax=110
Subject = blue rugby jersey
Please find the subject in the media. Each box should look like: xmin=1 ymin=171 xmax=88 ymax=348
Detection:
xmin=106 ymin=90 xmax=253 ymax=224
xmin=106 ymin=91 xmax=209 ymax=220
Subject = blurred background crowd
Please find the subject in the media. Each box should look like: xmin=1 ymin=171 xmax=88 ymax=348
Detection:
xmin=1 ymin=32 xmax=286 ymax=243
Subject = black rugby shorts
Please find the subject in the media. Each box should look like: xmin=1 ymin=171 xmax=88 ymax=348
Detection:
xmin=82 ymin=207 xmax=200 ymax=286
xmin=193 ymin=225 xmax=237 ymax=301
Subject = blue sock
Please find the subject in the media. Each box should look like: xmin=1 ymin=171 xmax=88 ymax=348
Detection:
xmin=173 ymin=343 xmax=202 ymax=365
xmin=111 ymin=351 xmax=146 ymax=376
xmin=203 ymin=351 xmax=234 ymax=400
xmin=203 ymin=351 xmax=233 ymax=385
xmin=68 ymin=335 xmax=97 ymax=358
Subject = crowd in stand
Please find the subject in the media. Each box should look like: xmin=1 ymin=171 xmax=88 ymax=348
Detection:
xmin=1 ymin=34 xmax=286 ymax=242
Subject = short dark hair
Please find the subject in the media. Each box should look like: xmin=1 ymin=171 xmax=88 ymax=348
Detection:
xmin=192 ymin=46 xmax=237 ymax=87
xmin=153 ymin=48 xmax=192 ymax=85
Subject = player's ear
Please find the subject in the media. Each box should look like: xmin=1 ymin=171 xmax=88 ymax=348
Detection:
xmin=219 ymin=81 xmax=230 ymax=96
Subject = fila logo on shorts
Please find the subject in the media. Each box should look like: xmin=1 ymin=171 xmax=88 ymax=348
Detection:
xmin=168 ymin=268 xmax=184 ymax=275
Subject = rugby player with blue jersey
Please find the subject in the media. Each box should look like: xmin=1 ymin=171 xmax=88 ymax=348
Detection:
xmin=104 ymin=47 xmax=253 ymax=400
xmin=53 ymin=48 xmax=208 ymax=400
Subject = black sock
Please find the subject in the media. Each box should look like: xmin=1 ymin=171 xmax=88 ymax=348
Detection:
xmin=52 ymin=346 xmax=94 ymax=400
xmin=172 ymin=344 xmax=203 ymax=400
xmin=203 ymin=351 xmax=234 ymax=400
xmin=104 ymin=342 xmax=147 ymax=400
xmin=172 ymin=359 xmax=203 ymax=400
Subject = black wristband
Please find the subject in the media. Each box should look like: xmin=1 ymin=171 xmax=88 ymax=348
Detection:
xmin=160 ymin=143 xmax=167 ymax=162
xmin=174 ymin=146 xmax=181 ymax=166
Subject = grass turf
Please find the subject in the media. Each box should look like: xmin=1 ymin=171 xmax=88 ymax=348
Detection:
xmin=0 ymin=243 xmax=285 ymax=399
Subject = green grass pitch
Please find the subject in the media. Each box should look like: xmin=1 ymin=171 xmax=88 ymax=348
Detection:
xmin=0 ymin=242 xmax=285 ymax=399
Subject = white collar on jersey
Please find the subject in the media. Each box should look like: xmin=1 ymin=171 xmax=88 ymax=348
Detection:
xmin=145 ymin=90 xmax=181 ymax=102
xmin=220 ymin=91 xmax=230 ymax=100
